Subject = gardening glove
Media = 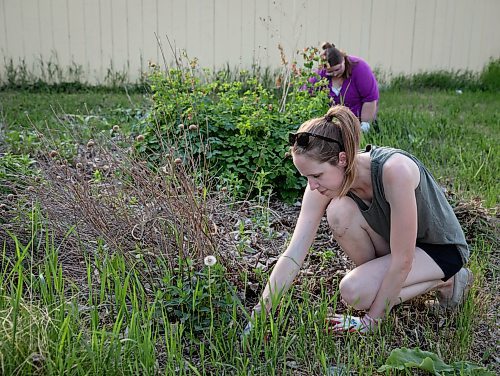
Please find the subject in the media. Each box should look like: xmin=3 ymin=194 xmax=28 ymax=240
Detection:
xmin=241 ymin=303 xmax=262 ymax=339
xmin=242 ymin=320 xmax=253 ymax=337
xmin=326 ymin=314 xmax=375 ymax=334
xmin=360 ymin=121 xmax=371 ymax=133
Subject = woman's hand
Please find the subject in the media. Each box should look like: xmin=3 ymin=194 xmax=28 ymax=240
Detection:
xmin=326 ymin=313 xmax=381 ymax=334
xmin=241 ymin=302 xmax=264 ymax=338
xmin=242 ymin=320 xmax=254 ymax=337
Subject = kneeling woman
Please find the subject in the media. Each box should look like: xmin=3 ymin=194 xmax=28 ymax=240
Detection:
xmin=251 ymin=106 xmax=472 ymax=333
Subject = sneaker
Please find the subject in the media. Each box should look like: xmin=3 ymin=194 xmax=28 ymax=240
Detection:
xmin=437 ymin=268 xmax=474 ymax=308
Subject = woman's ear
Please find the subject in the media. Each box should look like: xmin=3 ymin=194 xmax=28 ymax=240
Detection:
xmin=338 ymin=151 xmax=347 ymax=167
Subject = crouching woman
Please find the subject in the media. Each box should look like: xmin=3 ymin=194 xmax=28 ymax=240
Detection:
xmin=248 ymin=105 xmax=472 ymax=333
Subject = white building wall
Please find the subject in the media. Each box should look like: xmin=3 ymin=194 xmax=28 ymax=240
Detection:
xmin=1 ymin=0 xmax=499 ymax=83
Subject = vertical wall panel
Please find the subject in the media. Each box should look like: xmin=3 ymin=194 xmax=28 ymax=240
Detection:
xmin=168 ymin=0 xmax=189 ymax=64
xmin=50 ymin=0 xmax=71 ymax=67
xmin=0 ymin=0 xmax=8 ymax=57
xmin=198 ymin=0 xmax=215 ymax=67
xmin=299 ymin=0 xmax=313 ymax=49
xmin=67 ymin=1 xmax=86 ymax=72
xmin=448 ymin=0 xmax=469 ymax=70
xmin=239 ymin=0 xmax=256 ymax=66
xmin=126 ymin=0 xmax=144 ymax=78
xmin=21 ymin=0 xmax=40 ymax=66
xmin=290 ymin=0 xmax=309 ymax=54
xmin=254 ymin=0 xmax=270 ymax=67
xmin=342 ymin=0 xmax=364 ymax=55
xmin=274 ymin=0 xmax=304 ymax=65
xmin=3 ymin=0 xmax=24 ymax=60
xmin=331 ymin=0 xmax=343 ymax=49
xmin=109 ymin=0 xmax=129 ymax=73
xmin=267 ymin=0 xmax=284 ymax=67
xmin=37 ymin=0 xmax=54 ymax=63
xmin=390 ymin=0 xmax=415 ymax=74
xmin=411 ymin=0 xmax=435 ymax=73
xmin=368 ymin=0 xmax=394 ymax=72
xmin=311 ymin=0 xmax=325 ymax=46
xmin=336 ymin=0 xmax=348 ymax=48
xmin=98 ymin=0 xmax=113 ymax=75
xmin=430 ymin=0 xmax=453 ymax=70
xmin=466 ymin=0 xmax=483 ymax=71
xmin=157 ymin=1 xmax=175 ymax=66
xmin=291 ymin=0 xmax=308 ymax=61
xmin=183 ymin=0 xmax=204 ymax=64
xmin=140 ymin=0 xmax=158 ymax=67
xmin=358 ymin=0 xmax=373 ymax=59
xmin=82 ymin=0 xmax=101 ymax=80
xmin=213 ymin=0 xmax=244 ymax=68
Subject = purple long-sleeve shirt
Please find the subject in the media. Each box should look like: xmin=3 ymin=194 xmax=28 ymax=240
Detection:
xmin=308 ymin=56 xmax=379 ymax=119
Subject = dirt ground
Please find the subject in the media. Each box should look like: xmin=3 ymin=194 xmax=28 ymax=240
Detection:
xmin=213 ymin=198 xmax=499 ymax=373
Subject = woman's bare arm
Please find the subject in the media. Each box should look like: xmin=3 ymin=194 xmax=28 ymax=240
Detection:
xmin=366 ymin=154 xmax=420 ymax=319
xmin=360 ymin=100 xmax=378 ymax=123
xmin=256 ymin=186 xmax=331 ymax=312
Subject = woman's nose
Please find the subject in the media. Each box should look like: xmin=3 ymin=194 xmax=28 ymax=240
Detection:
xmin=308 ymin=178 xmax=319 ymax=190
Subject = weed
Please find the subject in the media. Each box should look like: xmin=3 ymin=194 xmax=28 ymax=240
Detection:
xmin=480 ymin=58 xmax=500 ymax=91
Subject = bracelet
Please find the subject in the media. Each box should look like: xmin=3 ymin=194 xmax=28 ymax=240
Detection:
xmin=282 ymin=255 xmax=301 ymax=268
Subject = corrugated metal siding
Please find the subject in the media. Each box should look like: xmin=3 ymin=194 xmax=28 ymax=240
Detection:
xmin=1 ymin=0 xmax=499 ymax=83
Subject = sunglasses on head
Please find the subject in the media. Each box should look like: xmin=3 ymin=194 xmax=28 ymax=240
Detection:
xmin=288 ymin=132 xmax=344 ymax=151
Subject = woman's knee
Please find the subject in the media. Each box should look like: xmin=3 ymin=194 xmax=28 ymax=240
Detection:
xmin=326 ymin=196 xmax=360 ymax=238
xmin=339 ymin=273 xmax=372 ymax=310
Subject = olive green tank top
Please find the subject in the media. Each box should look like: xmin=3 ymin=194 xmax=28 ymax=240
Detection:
xmin=347 ymin=145 xmax=469 ymax=263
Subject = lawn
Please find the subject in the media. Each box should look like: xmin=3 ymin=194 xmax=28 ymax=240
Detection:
xmin=0 ymin=84 xmax=498 ymax=375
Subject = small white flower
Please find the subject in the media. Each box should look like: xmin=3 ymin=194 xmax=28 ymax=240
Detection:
xmin=204 ymin=255 xmax=217 ymax=267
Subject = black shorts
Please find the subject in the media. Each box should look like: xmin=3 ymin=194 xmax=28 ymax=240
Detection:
xmin=416 ymin=242 xmax=464 ymax=281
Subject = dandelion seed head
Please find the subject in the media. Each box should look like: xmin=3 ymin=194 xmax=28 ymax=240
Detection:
xmin=204 ymin=255 xmax=217 ymax=267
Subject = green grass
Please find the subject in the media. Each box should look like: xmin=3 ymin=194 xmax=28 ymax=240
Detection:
xmin=0 ymin=90 xmax=150 ymax=156
xmin=370 ymin=89 xmax=499 ymax=207
xmin=0 ymin=223 xmax=493 ymax=374
xmin=0 ymin=86 xmax=498 ymax=375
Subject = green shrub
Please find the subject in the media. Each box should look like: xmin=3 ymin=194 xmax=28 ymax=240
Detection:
xmin=160 ymin=258 xmax=238 ymax=333
xmin=137 ymin=56 xmax=329 ymax=201
xmin=479 ymin=58 xmax=500 ymax=91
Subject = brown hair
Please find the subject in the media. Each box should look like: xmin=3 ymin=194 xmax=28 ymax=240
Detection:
xmin=292 ymin=105 xmax=360 ymax=197
xmin=321 ymin=42 xmax=356 ymax=79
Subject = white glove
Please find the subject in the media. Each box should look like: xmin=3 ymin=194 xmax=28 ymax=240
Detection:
xmin=242 ymin=321 xmax=253 ymax=337
xmin=360 ymin=121 xmax=371 ymax=133
xmin=241 ymin=304 xmax=262 ymax=339
xmin=326 ymin=314 xmax=374 ymax=333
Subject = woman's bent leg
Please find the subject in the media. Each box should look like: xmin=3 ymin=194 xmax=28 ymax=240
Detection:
xmin=326 ymin=196 xmax=390 ymax=266
xmin=339 ymin=248 xmax=445 ymax=310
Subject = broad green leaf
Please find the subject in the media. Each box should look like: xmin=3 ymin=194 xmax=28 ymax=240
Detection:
xmin=378 ymin=348 xmax=493 ymax=376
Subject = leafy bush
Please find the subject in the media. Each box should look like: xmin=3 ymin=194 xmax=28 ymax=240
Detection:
xmin=479 ymin=58 xmax=500 ymax=91
xmin=160 ymin=258 xmax=238 ymax=333
xmin=136 ymin=51 xmax=329 ymax=201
